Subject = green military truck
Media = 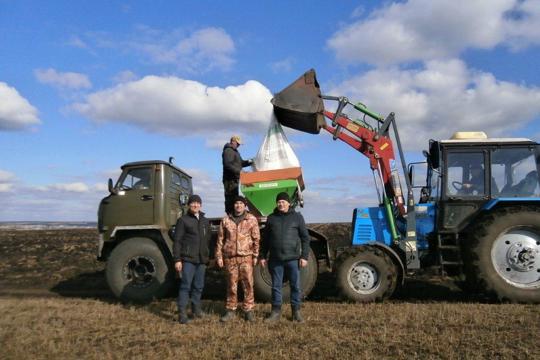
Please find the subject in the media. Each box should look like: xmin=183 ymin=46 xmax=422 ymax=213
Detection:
xmin=97 ymin=160 xmax=332 ymax=303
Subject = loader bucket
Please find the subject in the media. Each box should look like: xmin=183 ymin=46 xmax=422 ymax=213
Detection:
xmin=271 ymin=69 xmax=326 ymax=134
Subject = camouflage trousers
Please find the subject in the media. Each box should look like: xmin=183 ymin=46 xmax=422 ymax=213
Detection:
xmin=224 ymin=256 xmax=255 ymax=311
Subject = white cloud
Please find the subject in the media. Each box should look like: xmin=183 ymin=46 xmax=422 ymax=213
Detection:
xmin=0 ymin=176 xmax=108 ymax=221
xmin=0 ymin=170 xmax=15 ymax=193
xmin=0 ymin=184 xmax=13 ymax=192
xmin=301 ymin=190 xmax=377 ymax=222
xmin=35 ymin=68 xmax=92 ymax=89
xmin=66 ymin=35 xmax=89 ymax=49
xmin=73 ymin=75 xmax=273 ymax=135
xmin=0 ymin=82 xmax=40 ymax=131
xmin=328 ymin=59 xmax=540 ymax=149
xmin=93 ymin=183 xmax=109 ymax=192
xmin=131 ymin=26 xmax=235 ymax=73
xmin=112 ymin=70 xmax=138 ymax=84
xmin=0 ymin=170 xmax=15 ymax=182
xmin=504 ymin=0 xmax=540 ymax=50
xmin=36 ymin=182 xmax=90 ymax=193
xmin=185 ymin=168 xmax=225 ymax=217
xmin=271 ymin=57 xmax=295 ymax=73
xmin=327 ymin=0 xmax=540 ymax=65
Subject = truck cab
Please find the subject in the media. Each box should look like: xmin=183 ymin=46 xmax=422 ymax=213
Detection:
xmin=98 ymin=160 xmax=192 ymax=261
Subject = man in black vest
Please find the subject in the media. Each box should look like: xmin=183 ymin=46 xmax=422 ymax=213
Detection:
xmin=173 ymin=194 xmax=211 ymax=324
xmin=222 ymin=135 xmax=253 ymax=214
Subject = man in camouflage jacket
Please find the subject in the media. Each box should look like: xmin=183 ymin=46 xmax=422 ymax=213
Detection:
xmin=216 ymin=195 xmax=260 ymax=322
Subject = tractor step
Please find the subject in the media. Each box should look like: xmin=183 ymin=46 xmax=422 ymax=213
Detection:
xmin=437 ymin=233 xmax=463 ymax=276
xmin=438 ymin=245 xmax=460 ymax=250
xmin=441 ymin=260 xmax=463 ymax=265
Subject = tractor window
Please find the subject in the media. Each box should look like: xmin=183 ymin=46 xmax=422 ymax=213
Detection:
xmin=446 ymin=152 xmax=485 ymax=196
xmin=492 ymin=147 xmax=539 ymax=197
xmin=119 ymin=167 xmax=152 ymax=190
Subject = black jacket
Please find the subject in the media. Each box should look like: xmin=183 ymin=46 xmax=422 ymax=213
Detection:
xmin=261 ymin=208 xmax=310 ymax=261
xmin=222 ymin=143 xmax=251 ymax=181
xmin=173 ymin=211 xmax=211 ymax=264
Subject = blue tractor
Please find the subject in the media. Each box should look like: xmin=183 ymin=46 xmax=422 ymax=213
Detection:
xmin=272 ymin=69 xmax=540 ymax=303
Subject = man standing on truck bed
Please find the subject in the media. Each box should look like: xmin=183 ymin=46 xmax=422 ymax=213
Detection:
xmin=216 ymin=195 xmax=260 ymax=322
xmin=260 ymin=192 xmax=310 ymax=323
xmin=222 ymin=135 xmax=253 ymax=214
xmin=173 ymin=194 xmax=211 ymax=325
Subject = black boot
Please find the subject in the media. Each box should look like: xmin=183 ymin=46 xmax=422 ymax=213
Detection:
xmin=192 ymin=304 xmax=206 ymax=319
xmin=178 ymin=308 xmax=190 ymax=324
xmin=244 ymin=311 xmax=255 ymax=322
xmin=220 ymin=310 xmax=236 ymax=323
xmin=292 ymin=306 xmax=304 ymax=323
xmin=264 ymin=306 xmax=281 ymax=323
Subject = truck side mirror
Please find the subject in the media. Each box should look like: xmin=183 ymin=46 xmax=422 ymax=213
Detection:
xmin=179 ymin=193 xmax=189 ymax=206
xmin=108 ymin=178 xmax=118 ymax=195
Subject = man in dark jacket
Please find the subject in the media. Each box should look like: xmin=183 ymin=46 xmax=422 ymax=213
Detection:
xmin=222 ymin=135 xmax=252 ymax=214
xmin=259 ymin=192 xmax=310 ymax=323
xmin=173 ymin=194 xmax=211 ymax=324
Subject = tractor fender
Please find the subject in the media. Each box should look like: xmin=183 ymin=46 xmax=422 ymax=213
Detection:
xmin=367 ymin=242 xmax=405 ymax=286
xmin=307 ymin=227 xmax=331 ymax=270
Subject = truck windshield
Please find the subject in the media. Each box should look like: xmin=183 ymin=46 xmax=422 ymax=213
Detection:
xmin=118 ymin=167 xmax=152 ymax=190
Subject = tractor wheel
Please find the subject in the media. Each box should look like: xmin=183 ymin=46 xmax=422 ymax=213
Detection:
xmin=336 ymin=246 xmax=397 ymax=302
xmin=463 ymin=206 xmax=540 ymax=303
xmin=253 ymin=248 xmax=318 ymax=302
xmin=106 ymin=237 xmax=174 ymax=303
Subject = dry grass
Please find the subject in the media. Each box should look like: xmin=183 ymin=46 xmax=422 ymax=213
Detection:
xmin=1 ymin=297 xmax=539 ymax=359
xmin=1 ymin=229 xmax=539 ymax=359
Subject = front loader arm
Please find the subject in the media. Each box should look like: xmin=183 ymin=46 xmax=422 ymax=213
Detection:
xmin=322 ymin=110 xmax=405 ymax=216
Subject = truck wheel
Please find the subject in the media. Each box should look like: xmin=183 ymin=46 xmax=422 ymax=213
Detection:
xmin=336 ymin=246 xmax=397 ymax=302
xmin=463 ymin=206 xmax=540 ymax=303
xmin=253 ymin=248 xmax=317 ymax=302
xmin=106 ymin=237 xmax=174 ymax=303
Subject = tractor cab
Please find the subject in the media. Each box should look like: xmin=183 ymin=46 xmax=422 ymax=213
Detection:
xmin=421 ymin=132 xmax=540 ymax=233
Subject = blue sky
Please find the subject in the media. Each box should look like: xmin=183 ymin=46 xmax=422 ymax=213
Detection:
xmin=1 ymin=0 xmax=540 ymax=222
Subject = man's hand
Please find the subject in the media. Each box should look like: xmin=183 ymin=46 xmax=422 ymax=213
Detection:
xmin=259 ymin=259 xmax=267 ymax=268
xmin=299 ymin=259 xmax=308 ymax=268
xmin=252 ymin=257 xmax=258 ymax=266
xmin=174 ymin=261 xmax=183 ymax=273
xmin=217 ymin=258 xmax=224 ymax=268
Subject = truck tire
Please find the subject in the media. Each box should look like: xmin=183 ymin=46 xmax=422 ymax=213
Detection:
xmin=106 ymin=237 xmax=174 ymax=303
xmin=463 ymin=206 xmax=540 ymax=303
xmin=336 ymin=246 xmax=397 ymax=302
xmin=253 ymin=248 xmax=317 ymax=302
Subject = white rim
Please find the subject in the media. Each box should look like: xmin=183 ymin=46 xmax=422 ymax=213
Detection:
xmin=347 ymin=261 xmax=380 ymax=294
xmin=491 ymin=228 xmax=540 ymax=289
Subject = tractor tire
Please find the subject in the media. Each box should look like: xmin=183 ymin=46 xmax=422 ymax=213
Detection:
xmin=106 ymin=237 xmax=174 ymax=303
xmin=336 ymin=246 xmax=397 ymax=302
xmin=462 ymin=206 xmax=540 ymax=303
xmin=253 ymin=248 xmax=318 ymax=302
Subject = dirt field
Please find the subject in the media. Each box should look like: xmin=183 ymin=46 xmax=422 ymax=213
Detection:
xmin=1 ymin=229 xmax=539 ymax=359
